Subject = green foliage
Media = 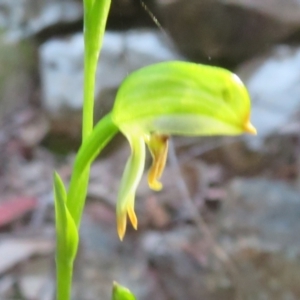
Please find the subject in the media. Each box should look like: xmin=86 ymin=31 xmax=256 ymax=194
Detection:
xmin=54 ymin=173 xmax=78 ymax=261
xmin=112 ymin=282 xmax=136 ymax=300
xmin=53 ymin=115 xmax=118 ymax=300
xmin=54 ymin=0 xmax=113 ymax=299
xmin=53 ymin=0 xmax=256 ymax=299
xmin=83 ymin=0 xmax=112 ymax=140
xmin=53 ymin=172 xmax=78 ymax=300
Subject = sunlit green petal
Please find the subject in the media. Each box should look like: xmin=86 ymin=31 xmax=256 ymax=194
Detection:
xmin=112 ymin=61 xmax=256 ymax=136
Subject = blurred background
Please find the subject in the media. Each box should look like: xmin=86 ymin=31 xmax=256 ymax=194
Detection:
xmin=1 ymin=0 xmax=300 ymax=299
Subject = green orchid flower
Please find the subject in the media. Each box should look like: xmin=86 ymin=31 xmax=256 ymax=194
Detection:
xmin=53 ymin=60 xmax=256 ymax=300
xmin=111 ymin=61 xmax=256 ymax=240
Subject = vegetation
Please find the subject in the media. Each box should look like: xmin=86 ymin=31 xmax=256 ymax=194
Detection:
xmin=53 ymin=0 xmax=256 ymax=299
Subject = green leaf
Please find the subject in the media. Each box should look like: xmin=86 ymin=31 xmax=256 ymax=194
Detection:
xmin=112 ymin=61 xmax=256 ymax=137
xmin=54 ymin=172 xmax=79 ymax=300
xmin=112 ymin=282 xmax=136 ymax=300
xmin=53 ymin=172 xmax=78 ymax=262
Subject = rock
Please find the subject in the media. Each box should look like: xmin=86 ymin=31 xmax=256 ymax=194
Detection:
xmin=156 ymin=0 xmax=300 ymax=66
xmin=0 ymin=0 xmax=83 ymax=41
xmin=0 ymin=276 xmax=14 ymax=298
xmin=39 ymin=29 xmax=181 ymax=116
xmin=0 ymin=35 xmax=37 ymax=122
xmin=141 ymin=227 xmax=236 ymax=300
xmin=39 ymin=33 xmax=84 ymax=114
xmin=224 ymin=0 xmax=300 ymax=24
xmin=223 ymin=178 xmax=300 ymax=246
xmin=237 ymin=45 xmax=300 ymax=149
xmin=140 ymin=177 xmax=300 ymax=300
xmin=108 ymin=0 xmax=157 ymax=30
xmin=219 ymin=178 xmax=300 ymax=299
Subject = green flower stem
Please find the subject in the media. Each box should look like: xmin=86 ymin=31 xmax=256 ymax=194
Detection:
xmin=83 ymin=0 xmax=111 ymax=140
xmin=54 ymin=114 xmax=118 ymax=300
xmin=82 ymin=51 xmax=97 ymax=141
xmin=80 ymin=0 xmax=112 ymax=236
xmin=56 ymin=260 xmax=73 ymax=300
xmin=67 ymin=113 xmax=118 ymax=227
xmin=55 ymin=1 xmax=112 ymax=299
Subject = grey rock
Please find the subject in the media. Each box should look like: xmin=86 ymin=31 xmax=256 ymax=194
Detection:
xmin=223 ymin=178 xmax=300 ymax=248
xmin=223 ymin=0 xmax=300 ymax=24
xmin=218 ymin=178 xmax=300 ymax=299
xmin=0 ymin=0 xmax=82 ymax=41
xmin=156 ymin=0 xmax=300 ymax=65
xmin=0 ymin=35 xmax=36 ymax=122
xmin=139 ymin=177 xmax=300 ymax=300
xmin=39 ymin=33 xmax=85 ymax=114
xmin=141 ymin=227 xmax=235 ymax=300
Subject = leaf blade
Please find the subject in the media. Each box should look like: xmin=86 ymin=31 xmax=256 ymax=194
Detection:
xmin=112 ymin=282 xmax=136 ymax=300
xmin=53 ymin=172 xmax=78 ymax=262
xmin=53 ymin=172 xmax=79 ymax=300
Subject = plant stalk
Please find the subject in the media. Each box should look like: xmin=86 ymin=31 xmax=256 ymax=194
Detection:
xmin=56 ymin=259 xmax=73 ymax=300
xmin=55 ymin=1 xmax=112 ymax=299
xmin=67 ymin=113 xmax=118 ymax=226
xmin=82 ymin=0 xmax=111 ymax=141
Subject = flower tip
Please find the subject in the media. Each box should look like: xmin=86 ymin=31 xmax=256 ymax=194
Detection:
xmin=117 ymin=213 xmax=126 ymax=241
xmin=117 ymin=205 xmax=139 ymax=240
xmin=128 ymin=205 xmax=138 ymax=230
xmin=244 ymin=121 xmax=257 ymax=135
xmin=148 ymin=177 xmax=163 ymax=191
xmin=117 ymin=227 xmax=125 ymax=241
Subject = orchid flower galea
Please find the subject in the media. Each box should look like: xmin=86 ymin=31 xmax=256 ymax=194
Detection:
xmin=111 ymin=61 xmax=256 ymax=240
